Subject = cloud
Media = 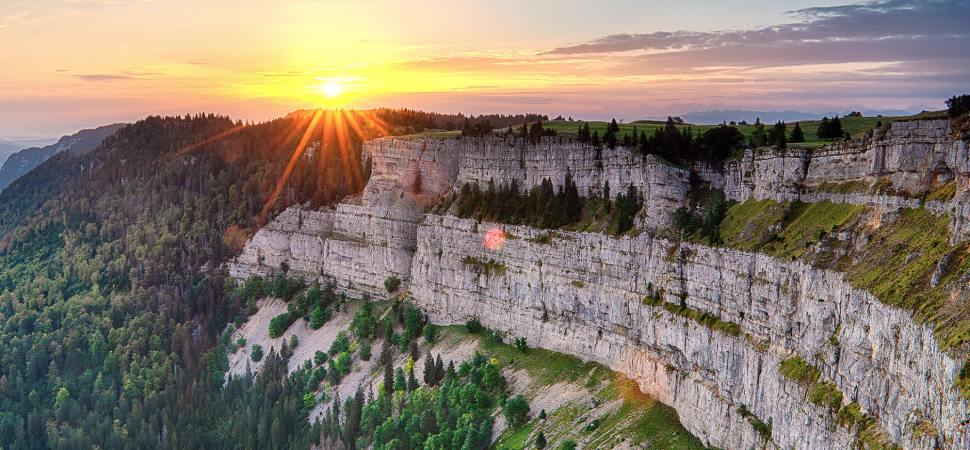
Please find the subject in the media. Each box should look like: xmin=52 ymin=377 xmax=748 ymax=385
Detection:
xmin=76 ymin=74 xmax=137 ymax=82
xmin=548 ymin=1 xmax=970 ymax=56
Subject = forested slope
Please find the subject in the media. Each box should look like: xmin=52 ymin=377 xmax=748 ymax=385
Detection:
xmin=0 ymin=111 xmax=368 ymax=449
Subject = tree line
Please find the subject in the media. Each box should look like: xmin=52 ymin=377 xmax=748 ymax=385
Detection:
xmin=454 ymin=175 xmax=643 ymax=236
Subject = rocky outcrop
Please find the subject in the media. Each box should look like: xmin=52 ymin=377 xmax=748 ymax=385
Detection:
xmin=229 ymin=202 xmax=421 ymax=296
xmin=409 ymin=215 xmax=969 ymax=449
xmin=696 ymin=118 xmax=970 ymax=240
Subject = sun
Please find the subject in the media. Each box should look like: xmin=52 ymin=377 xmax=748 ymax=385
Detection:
xmin=318 ymin=80 xmax=342 ymax=98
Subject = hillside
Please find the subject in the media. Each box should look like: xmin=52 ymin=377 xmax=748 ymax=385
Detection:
xmin=0 ymin=124 xmax=126 ymax=193
xmin=0 ymin=111 xmax=372 ymax=449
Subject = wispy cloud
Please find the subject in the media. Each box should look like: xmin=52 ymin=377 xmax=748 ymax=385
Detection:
xmin=547 ymin=0 xmax=969 ymax=57
xmin=76 ymin=74 xmax=137 ymax=82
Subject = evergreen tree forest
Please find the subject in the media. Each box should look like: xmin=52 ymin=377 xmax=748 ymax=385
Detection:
xmin=453 ymin=175 xmax=644 ymax=236
xmin=319 ymin=351 xmax=520 ymax=450
xmin=0 ymin=111 xmax=380 ymax=449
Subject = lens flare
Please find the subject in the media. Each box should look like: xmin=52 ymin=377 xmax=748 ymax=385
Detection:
xmin=484 ymin=228 xmax=506 ymax=251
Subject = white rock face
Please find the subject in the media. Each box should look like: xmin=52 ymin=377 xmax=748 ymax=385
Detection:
xmin=696 ymin=119 xmax=970 ymax=241
xmin=229 ymin=124 xmax=970 ymax=449
xmin=408 ymin=216 xmax=969 ymax=450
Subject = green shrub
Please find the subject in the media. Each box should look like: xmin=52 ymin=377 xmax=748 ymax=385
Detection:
xmin=384 ymin=276 xmax=401 ymax=293
xmin=503 ymin=395 xmax=530 ymax=428
xmin=778 ymin=355 xmax=820 ymax=386
xmin=359 ymin=340 xmax=372 ymax=361
xmin=309 ymin=305 xmax=330 ymax=329
xmin=808 ymin=381 xmax=843 ymax=410
xmin=466 ymin=318 xmax=483 ymax=334
xmin=314 ymin=350 xmax=327 ymax=366
xmin=329 ymin=331 xmax=350 ymax=356
xmin=514 ymin=337 xmax=529 ymax=353
xmin=251 ymin=344 xmax=264 ymax=362
xmin=268 ymin=312 xmax=293 ymax=338
xmin=423 ymin=323 xmax=438 ymax=343
xmin=838 ymin=402 xmax=869 ymax=429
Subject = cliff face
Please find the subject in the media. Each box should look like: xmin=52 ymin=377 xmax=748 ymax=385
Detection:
xmin=451 ymin=137 xmax=690 ymax=228
xmin=697 ymin=118 xmax=970 ymax=240
xmin=408 ymin=215 xmax=967 ymax=449
xmin=229 ymin=119 xmax=970 ymax=449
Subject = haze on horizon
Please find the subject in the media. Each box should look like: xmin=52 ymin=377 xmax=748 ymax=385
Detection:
xmin=0 ymin=0 xmax=967 ymax=139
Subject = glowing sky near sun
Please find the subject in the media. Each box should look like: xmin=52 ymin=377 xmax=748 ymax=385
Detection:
xmin=0 ymin=0 xmax=967 ymax=138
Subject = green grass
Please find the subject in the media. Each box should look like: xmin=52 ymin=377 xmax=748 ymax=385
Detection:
xmin=715 ymin=199 xmax=970 ymax=355
xmin=778 ymin=356 xmax=821 ymax=386
xmin=494 ymin=422 xmax=534 ymax=449
xmin=718 ymin=200 xmax=864 ymax=260
xmin=642 ymin=295 xmax=742 ymax=337
xmin=718 ymin=199 xmax=791 ymax=251
xmin=925 ymin=181 xmax=957 ymax=202
xmin=808 ymin=382 xmax=844 ymax=411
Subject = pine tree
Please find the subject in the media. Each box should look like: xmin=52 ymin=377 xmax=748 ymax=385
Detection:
xmin=407 ymin=368 xmax=419 ymax=392
xmin=790 ymin=122 xmax=805 ymax=143
xmin=434 ymin=355 xmax=445 ymax=384
xmin=424 ymin=351 xmax=435 ymax=385
xmin=536 ymin=430 xmax=547 ymax=449
xmin=382 ymin=354 xmax=394 ymax=396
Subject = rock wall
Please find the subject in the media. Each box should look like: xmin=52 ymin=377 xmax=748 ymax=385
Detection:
xmin=451 ymin=137 xmax=690 ymax=228
xmin=230 ymin=125 xmax=970 ymax=449
xmin=408 ymin=215 xmax=969 ymax=450
xmin=696 ymin=118 xmax=970 ymax=240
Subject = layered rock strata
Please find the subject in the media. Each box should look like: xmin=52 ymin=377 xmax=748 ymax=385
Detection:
xmin=230 ymin=120 xmax=970 ymax=448
xmin=408 ymin=215 xmax=969 ymax=449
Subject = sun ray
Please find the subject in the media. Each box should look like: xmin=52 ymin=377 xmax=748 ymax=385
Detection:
xmin=258 ymin=109 xmax=324 ymax=225
xmin=166 ymin=123 xmax=247 ymax=160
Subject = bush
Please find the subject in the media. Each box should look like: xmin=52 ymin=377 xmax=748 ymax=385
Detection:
xmin=309 ymin=305 xmax=330 ymax=329
xmin=808 ymin=381 xmax=843 ymax=411
xmin=329 ymin=331 xmax=350 ymax=356
xmin=466 ymin=318 xmax=483 ymax=334
xmin=423 ymin=323 xmax=438 ymax=343
xmin=359 ymin=340 xmax=372 ymax=361
xmin=314 ymin=350 xmax=327 ymax=366
xmin=268 ymin=312 xmax=293 ymax=338
xmin=384 ymin=276 xmax=401 ymax=293
xmin=251 ymin=344 xmax=264 ymax=362
xmin=514 ymin=337 xmax=529 ymax=353
xmin=503 ymin=395 xmax=530 ymax=428
xmin=778 ymin=355 xmax=820 ymax=386
xmin=557 ymin=441 xmax=577 ymax=450
xmin=289 ymin=335 xmax=299 ymax=349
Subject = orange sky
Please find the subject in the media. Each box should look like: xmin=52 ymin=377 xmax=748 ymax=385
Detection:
xmin=0 ymin=0 xmax=966 ymax=138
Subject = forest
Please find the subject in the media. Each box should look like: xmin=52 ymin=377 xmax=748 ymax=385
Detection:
xmin=0 ymin=110 xmax=382 ymax=449
xmin=452 ymin=175 xmax=643 ymax=236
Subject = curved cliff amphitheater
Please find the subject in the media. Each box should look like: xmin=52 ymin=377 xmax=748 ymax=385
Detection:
xmin=230 ymin=118 xmax=970 ymax=449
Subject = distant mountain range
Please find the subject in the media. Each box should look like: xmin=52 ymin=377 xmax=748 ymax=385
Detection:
xmin=0 ymin=123 xmax=125 ymax=192
xmin=679 ymin=108 xmax=924 ymax=125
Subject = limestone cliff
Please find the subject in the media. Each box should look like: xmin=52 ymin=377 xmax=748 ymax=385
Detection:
xmin=696 ymin=118 xmax=970 ymax=240
xmin=229 ymin=119 xmax=970 ymax=449
xmin=409 ymin=215 xmax=967 ymax=449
